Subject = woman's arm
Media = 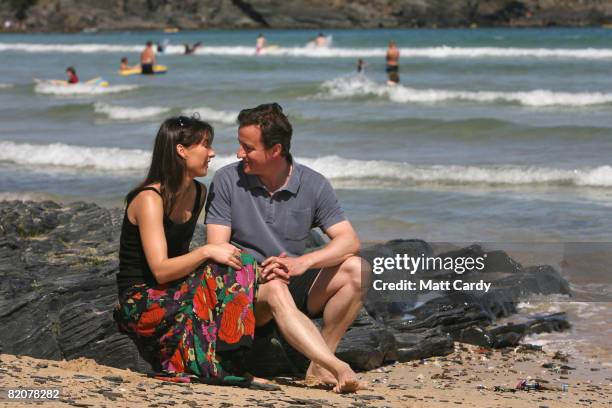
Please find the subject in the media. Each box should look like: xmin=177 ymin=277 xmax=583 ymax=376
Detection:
xmin=132 ymin=191 xmax=242 ymax=284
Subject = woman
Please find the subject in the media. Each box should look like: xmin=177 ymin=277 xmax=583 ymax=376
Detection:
xmin=113 ymin=116 xmax=260 ymax=384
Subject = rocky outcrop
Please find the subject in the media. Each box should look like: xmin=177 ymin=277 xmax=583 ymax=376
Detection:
xmin=0 ymin=200 xmax=571 ymax=376
xmin=1 ymin=0 xmax=612 ymax=32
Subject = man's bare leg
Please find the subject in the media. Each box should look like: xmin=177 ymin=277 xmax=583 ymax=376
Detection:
xmin=255 ymin=280 xmax=361 ymax=393
xmin=303 ymin=256 xmax=369 ymax=385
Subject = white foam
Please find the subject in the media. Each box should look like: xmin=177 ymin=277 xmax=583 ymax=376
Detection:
xmin=298 ymin=155 xmax=612 ymax=188
xmin=182 ymin=106 xmax=238 ymax=125
xmin=1 ymin=140 xmax=611 ymax=188
xmin=34 ymin=82 xmax=139 ymax=96
xmin=4 ymin=42 xmax=612 ymax=59
xmin=321 ymin=76 xmax=612 ymax=107
xmin=0 ymin=141 xmax=151 ymax=171
xmin=0 ymin=43 xmax=143 ymax=54
xmin=94 ymin=102 xmax=170 ymax=121
xmin=0 ymin=83 xmax=13 ymax=89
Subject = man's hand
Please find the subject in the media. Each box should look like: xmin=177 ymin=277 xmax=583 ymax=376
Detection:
xmin=259 ymin=254 xmax=289 ymax=284
xmin=262 ymin=252 xmax=311 ymax=279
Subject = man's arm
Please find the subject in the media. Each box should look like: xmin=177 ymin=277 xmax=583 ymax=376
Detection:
xmin=302 ymin=220 xmax=360 ymax=269
xmin=206 ymin=223 xmax=232 ymax=244
xmin=262 ymin=220 xmax=360 ymax=277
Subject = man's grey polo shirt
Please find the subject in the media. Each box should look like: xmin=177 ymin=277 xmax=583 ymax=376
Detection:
xmin=205 ymin=160 xmax=346 ymax=263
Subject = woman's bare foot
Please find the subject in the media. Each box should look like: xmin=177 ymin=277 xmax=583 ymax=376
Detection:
xmin=244 ymin=373 xmax=273 ymax=384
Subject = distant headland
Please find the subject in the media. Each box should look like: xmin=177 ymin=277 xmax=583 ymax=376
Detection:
xmin=1 ymin=0 xmax=612 ymax=33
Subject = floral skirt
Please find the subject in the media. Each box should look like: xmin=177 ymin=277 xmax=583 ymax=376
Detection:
xmin=114 ymin=253 xmax=258 ymax=382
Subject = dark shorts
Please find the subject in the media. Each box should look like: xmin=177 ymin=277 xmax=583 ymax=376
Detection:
xmin=385 ymin=64 xmax=399 ymax=73
xmin=141 ymin=63 xmax=154 ymax=75
xmin=386 ymin=64 xmax=400 ymax=83
xmin=288 ymin=268 xmax=323 ymax=318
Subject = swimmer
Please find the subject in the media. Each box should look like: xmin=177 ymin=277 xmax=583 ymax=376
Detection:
xmin=66 ymin=66 xmax=79 ymax=84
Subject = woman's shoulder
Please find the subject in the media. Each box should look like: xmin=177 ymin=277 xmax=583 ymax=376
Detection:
xmin=127 ymin=183 xmax=162 ymax=203
xmin=126 ymin=184 xmax=164 ymax=223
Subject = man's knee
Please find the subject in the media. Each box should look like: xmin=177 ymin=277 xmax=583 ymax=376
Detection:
xmin=260 ymin=280 xmax=295 ymax=310
xmin=340 ymin=256 xmax=371 ymax=291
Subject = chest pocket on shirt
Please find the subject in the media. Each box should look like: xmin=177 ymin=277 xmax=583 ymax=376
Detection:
xmin=283 ymin=208 xmax=312 ymax=241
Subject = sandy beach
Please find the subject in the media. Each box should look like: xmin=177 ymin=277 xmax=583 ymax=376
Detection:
xmin=1 ymin=342 xmax=609 ymax=407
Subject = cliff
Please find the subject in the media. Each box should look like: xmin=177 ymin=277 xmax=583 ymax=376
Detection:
xmin=1 ymin=0 xmax=612 ymax=32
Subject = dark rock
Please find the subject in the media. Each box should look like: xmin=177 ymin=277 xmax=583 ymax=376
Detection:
xmin=456 ymin=313 xmax=570 ymax=348
xmin=101 ymin=375 xmax=124 ymax=383
xmin=394 ymin=328 xmax=454 ymax=362
xmin=2 ymin=0 xmax=612 ymax=32
xmin=0 ymin=200 xmax=572 ymax=378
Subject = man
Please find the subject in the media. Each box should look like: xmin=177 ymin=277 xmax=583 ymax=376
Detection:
xmin=315 ymin=33 xmax=328 ymax=47
xmin=140 ymin=41 xmax=156 ymax=75
xmin=385 ymin=40 xmax=400 ymax=85
xmin=255 ymin=33 xmax=266 ymax=54
xmin=205 ymin=103 xmax=368 ymax=389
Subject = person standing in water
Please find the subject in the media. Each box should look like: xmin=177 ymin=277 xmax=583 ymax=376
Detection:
xmin=315 ymin=33 xmax=328 ymax=47
xmin=140 ymin=41 xmax=156 ymax=75
xmin=357 ymin=59 xmax=367 ymax=74
xmin=255 ymin=33 xmax=266 ymax=55
xmin=385 ymin=41 xmax=400 ymax=85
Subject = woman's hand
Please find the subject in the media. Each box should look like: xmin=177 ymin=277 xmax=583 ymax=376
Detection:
xmin=202 ymin=243 xmax=243 ymax=270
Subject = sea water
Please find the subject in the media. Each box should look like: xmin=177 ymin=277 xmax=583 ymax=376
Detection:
xmin=0 ymin=28 xmax=610 ymax=357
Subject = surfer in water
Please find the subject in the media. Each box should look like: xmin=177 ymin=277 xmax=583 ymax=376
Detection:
xmin=184 ymin=41 xmax=201 ymax=55
xmin=66 ymin=66 xmax=79 ymax=84
xmin=119 ymin=57 xmax=138 ymax=72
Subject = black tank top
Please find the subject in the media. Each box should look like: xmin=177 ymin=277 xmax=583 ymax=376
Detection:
xmin=117 ymin=181 xmax=205 ymax=297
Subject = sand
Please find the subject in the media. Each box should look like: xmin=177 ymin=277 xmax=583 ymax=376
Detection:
xmin=0 ymin=343 xmax=609 ymax=407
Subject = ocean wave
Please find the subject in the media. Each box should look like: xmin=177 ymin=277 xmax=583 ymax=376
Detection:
xmin=181 ymin=106 xmax=238 ymax=125
xmin=34 ymin=82 xmax=139 ymax=96
xmin=1 ymin=141 xmax=612 ymax=188
xmin=0 ymin=141 xmax=151 ymax=171
xmin=320 ymin=76 xmax=612 ymax=107
xmin=299 ymin=155 xmax=612 ymax=188
xmin=3 ymin=42 xmax=612 ymax=59
xmin=94 ymin=102 xmax=170 ymax=121
xmin=0 ymin=83 xmax=13 ymax=89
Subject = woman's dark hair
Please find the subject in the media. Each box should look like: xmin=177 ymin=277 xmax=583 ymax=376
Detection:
xmin=237 ymin=103 xmax=292 ymax=157
xmin=127 ymin=116 xmax=214 ymax=215
xmin=66 ymin=66 xmax=76 ymax=74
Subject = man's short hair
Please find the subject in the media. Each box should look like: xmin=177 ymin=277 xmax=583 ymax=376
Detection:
xmin=237 ymin=103 xmax=292 ymax=157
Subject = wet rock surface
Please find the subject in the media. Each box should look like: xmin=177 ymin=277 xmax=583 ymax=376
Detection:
xmin=0 ymin=200 xmax=571 ymax=376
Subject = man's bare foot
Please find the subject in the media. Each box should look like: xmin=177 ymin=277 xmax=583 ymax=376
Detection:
xmin=305 ymin=362 xmax=337 ymax=385
xmin=331 ymin=363 xmax=368 ymax=394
